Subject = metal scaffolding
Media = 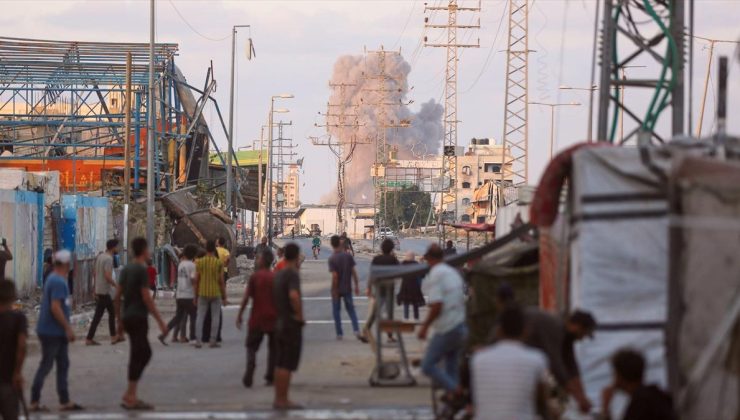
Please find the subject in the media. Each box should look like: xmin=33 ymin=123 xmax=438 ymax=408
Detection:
xmin=0 ymin=36 xmax=241 ymax=198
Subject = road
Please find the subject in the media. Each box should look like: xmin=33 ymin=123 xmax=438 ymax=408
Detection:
xmin=21 ymin=238 xmax=437 ymax=419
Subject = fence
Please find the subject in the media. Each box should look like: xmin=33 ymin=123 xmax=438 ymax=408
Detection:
xmin=0 ymin=189 xmax=44 ymax=296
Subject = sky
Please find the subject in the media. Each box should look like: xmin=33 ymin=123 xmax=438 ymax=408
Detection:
xmin=2 ymin=0 xmax=739 ymax=204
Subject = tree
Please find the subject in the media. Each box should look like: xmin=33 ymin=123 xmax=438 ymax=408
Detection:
xmin=378 ymin=185 xmax=432 ymax=231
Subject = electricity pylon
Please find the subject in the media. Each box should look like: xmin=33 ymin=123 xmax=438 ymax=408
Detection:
xmin=500 ymin=0 xmax=530 ymax=186
xmin=425 ymin=0 xmax=480 ymax=222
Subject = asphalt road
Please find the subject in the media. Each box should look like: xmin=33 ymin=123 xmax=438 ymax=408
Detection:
xmin=21 ymin=238 xmax=436 ymax=419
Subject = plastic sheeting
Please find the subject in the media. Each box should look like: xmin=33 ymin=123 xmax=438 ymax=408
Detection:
xmin=0 ymin=189 xmax=44 ymax=296
xmin=569 ymin=147 xmax=669 ymax=405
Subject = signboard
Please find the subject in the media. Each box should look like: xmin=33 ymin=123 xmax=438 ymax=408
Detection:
xmin=391 ymin=159 xmax=443 ymax=169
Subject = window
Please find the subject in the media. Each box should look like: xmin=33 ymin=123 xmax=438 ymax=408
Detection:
xmin=462 ymin=182 xmax=471 ymax=189
xmin=477 ymin=216 xmax=486 ymax=223
xmin=462 ymin=165 xmax=472 ymax=175
xmin=484 ymin=163 xmax=502 ymax=173
xmin=461 ymin=214 xmax=471 ymax=222
xmin=462 ymin=198 xmax=470 ymax=206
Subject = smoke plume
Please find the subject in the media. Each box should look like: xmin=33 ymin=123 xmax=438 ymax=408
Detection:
xmin=324 ymin=51 xmax=444 ymax=204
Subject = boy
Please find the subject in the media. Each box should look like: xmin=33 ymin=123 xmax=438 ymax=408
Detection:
xmin=160 ymin=244 xmax=198 ymax=343
xmin=0 ymin=279 xmax=27 ymax=420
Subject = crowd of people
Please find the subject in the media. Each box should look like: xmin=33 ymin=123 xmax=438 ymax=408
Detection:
xmin=0 ymin=232 xmax=678 ymax=419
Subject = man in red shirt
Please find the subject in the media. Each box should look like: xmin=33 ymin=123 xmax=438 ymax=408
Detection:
xmin=236 ymin=249 xmax=277 ymax=387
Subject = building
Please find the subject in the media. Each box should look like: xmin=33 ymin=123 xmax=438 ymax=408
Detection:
xmin=294 ymin=203 xmax=375 ymax=239
xmin=386 ymin=137 xmax=510 ymax=223
xmin=455 ymin=137 xmax=510 ymax=222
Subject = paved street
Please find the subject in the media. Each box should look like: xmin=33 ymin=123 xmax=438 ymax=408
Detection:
xmin=21 ymin=238 xmax=437 ymax=418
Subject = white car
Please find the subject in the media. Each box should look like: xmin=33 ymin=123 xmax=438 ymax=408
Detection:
xmin=378 ymin=227 xmax=395 ymax=238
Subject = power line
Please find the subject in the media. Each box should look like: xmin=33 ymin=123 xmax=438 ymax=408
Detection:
xmin=393 ymin=0 xmax=417 ymax=49
xmin=461 ymin=0 xmax=508 ymax=94
xmin=168 ymin=0 xmax=230 ymax=42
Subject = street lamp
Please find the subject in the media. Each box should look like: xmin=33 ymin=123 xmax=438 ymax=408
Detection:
xmin=226 ymin=24 xmax=251 ymax=217
xmin=559 ymin=85 xmax=597 ymax=141
xmin=529 ymin=101 xmax=581 ymax=159
xmin=267 ymin=95 xmax=293 ymax=245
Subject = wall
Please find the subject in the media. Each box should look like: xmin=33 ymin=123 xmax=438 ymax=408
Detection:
xmin=0 ymin=189 xmax=44 ymax=296
xmin=55 ymin=194 xmax=110 ymax=305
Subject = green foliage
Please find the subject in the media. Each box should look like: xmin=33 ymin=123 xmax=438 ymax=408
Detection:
xmin=378 ymin=185 xmax=432 ymax=231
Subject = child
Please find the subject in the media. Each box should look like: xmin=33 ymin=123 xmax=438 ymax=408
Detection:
xmin=0 ymin=279 xmax=27 ymax=419
xmin=159 ymin=245 xmax=197 ymax=344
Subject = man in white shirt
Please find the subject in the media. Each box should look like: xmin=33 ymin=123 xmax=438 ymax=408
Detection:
xmin=418 ymin=244 xmax=467 ymax=395
xmin=472 ymin=305 xmax=550 ymax=420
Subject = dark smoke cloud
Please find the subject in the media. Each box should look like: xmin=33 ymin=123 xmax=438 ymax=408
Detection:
xmin=323 ymin=51 xmax=444 ymax=203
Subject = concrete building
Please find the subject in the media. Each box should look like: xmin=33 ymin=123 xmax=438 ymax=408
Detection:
xmin=387 ymin=137 xmax=510 ymax=223
xmin=456 ymin=138 xmax=509 ymax=222
xmin=294 ymin=203 xmax=375 ymax=239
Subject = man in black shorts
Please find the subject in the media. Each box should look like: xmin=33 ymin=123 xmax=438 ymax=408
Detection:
xmin=272 ymin=243 xmax=305 ymax=410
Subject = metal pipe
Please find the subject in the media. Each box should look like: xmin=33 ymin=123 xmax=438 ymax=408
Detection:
xmin=124 ymin=52 xmax=132 ymax=204
xmin=226 ymin=27 xmax=237 ymax=215
xmin=696 ymin=41 xmax=715 ymax=137
xmin=267 ymin=99 xmax=274 ymax=245
xmin=146 ymin=0 xmax=155 ymax=247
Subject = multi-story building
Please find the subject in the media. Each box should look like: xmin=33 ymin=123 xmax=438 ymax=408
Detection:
xmin=455 ymin=138 xmax=509 ymax=222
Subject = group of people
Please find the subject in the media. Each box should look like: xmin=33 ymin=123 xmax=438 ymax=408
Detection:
xmin=0 ymin=230 xmax=679 ymax=419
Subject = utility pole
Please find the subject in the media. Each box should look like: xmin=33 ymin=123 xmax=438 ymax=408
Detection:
xmin=362 ymin=47 xmax=410 ymax=249
xmin=124 ymin=52 xmax=132 ymax=205
xmin=424 ymin=0 xmax=480 ymax=222
xmin=146 ymin=0 xmax=155 ymax=248
xmin=266 ymin=95 xmax=292 ymax=246
xmin=500 ymin=0 xmax=530 ymax=186
xmin=529 ymin=101 xmax=581 ymax=159
xmin=312 ymin=82 xmax=366 ymax=234
xmin=693 ymin=35 xmax=740 ymax=137
xmin=227 ymin=25 xmax=251 ymax=217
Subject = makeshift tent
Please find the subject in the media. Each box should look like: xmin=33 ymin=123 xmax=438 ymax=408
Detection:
xmin=532 ymin=141 xmax=740 ymax=419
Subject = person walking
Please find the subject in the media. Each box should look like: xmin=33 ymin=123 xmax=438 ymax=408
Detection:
xmin=272 ymin=243 xmax=304 ymax=410
xmin=114 ymin=237 xmax=167 ymax=411
xmin=236 ymin=249 xmax=277 ymax=387
xmin=328 ymin=235 xmax=361 ymax=341
xmin=396 ymin=251 xmax=425 ymax=321
xmin=216 ymin=237 xmax=231 ymax=276
xmin=418 ymin=243 xmax=467 ymax=399
xmin=471 ymin=305 xmax=550 ymax=420
xmin=30 ymin=250 xmax=84 ymax=412
xmin=194 ymin=240 xmax=227 ymax=348
xmin=159 ymin=244 xmax=197 ymax=344
xmin=0 ymin=237 xmax=12 ymax=282
xmin=340 ymin=232 xmax=354 ymax=256
xmin=363 ymin=239 xmax=399 ymax=344
xmin=0 ymin=279 xmax=27 ymax=420
xmin=86 ymin=239 xmax=121 ymax=346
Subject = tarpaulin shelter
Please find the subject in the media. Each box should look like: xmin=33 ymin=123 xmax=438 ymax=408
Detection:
xmin=531 ymin=141 xmax=740 ymax=419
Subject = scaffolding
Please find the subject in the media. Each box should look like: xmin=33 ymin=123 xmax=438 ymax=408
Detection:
xmin=0 ymin=36 xmax=239 ymax=198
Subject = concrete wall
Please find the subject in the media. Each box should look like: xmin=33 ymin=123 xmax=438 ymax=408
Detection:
xmin=0 ymin=189 xmax=45 ymax=297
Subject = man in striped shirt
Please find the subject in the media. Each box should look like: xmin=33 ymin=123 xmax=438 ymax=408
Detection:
xmin=471 ymin=305 xmax=550 ymax=420
xmin=195 ymin=240 xmax=228 ymax=348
